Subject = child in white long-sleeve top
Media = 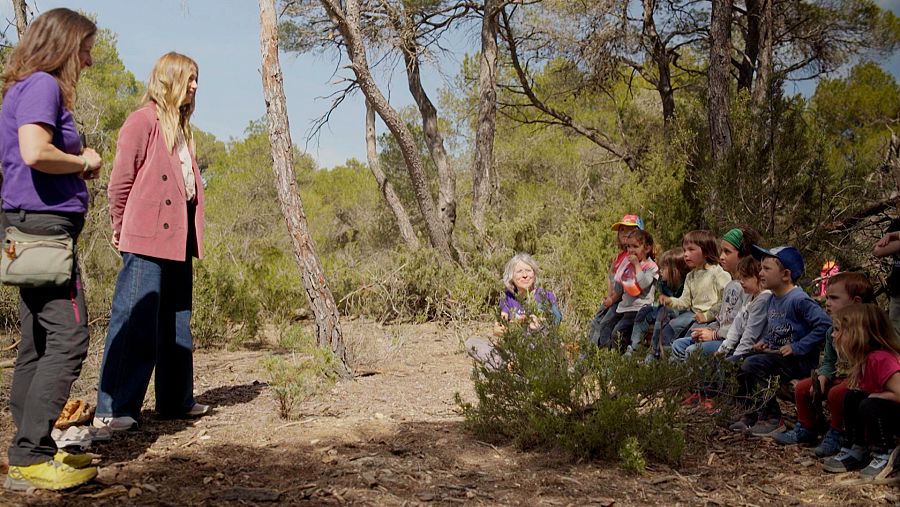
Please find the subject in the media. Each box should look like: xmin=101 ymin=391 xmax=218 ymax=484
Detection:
xmin=658 ymin=230 xmax=731 ymax=351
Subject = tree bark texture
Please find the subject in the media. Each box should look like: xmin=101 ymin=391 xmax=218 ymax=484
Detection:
xmin=641 ymin=0 xmax=675 ymax=122
xmin=365 ymin=100 xmax=420 ymax=249
xmin=471 ymin=0 xmax=500 ymax=236
xmin=258 ymin=0 xmax=350 ymax=376
xmin=393 ymin=17 xmax=457 ymax=237
xmin=708 ymin=0 xmax=734 ymax=162
xmin=736 ymin=0 xmax=760 ymax=92
xmin=12 ymin=0 xmax=28 ymax=39
xmin=320 ymin=0 xmax=454 ymax=260
xmin=751 ymin=0 xmax=774 ymax=108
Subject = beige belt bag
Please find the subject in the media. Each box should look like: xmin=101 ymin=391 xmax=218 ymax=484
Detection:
xmin=1 ymin=226 xmax=74 ymax=288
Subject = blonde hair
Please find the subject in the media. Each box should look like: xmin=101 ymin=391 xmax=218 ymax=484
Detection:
xmin=503 ymin=253 xmax=540 ymax=292
xmin=1 ymin=8 xmax=96 ymax=109
xmin=144 ymin=52 xmax=198 ymax=152
xmin=833 ymin=304 xmax=900 ymax=388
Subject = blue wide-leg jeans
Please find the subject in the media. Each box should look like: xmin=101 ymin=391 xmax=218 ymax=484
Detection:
xmin=96 ymin=253 xmax=196 ymax=419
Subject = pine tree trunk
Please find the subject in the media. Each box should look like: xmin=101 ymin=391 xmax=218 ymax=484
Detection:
xmin=365 ymin=100 xmax=420 ymax=249
xmin=320 ymin=0 xmax=454 ymax=261
xmin=471 ymin=0 xmax=500 ymax=236
xmin=751 ymin=0 xmax=774 ymax=108
xmin=396 ymin=28 xmax=456 ymax=237
xmin=641 ymin=0 xmax=675 ymax=122
xmin=737 ymin=0 xmax=760 ymax=93
xmin=708 ymin=0 xmax=733 ymax=162
xmin=12 ymin=0 xmax=27 ymax=39
xmin=258 ymin=0 xmax=350 ymax=377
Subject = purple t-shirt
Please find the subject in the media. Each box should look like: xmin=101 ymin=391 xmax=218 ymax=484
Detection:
xmin=0 ymin=72 xmax=88 ymax=213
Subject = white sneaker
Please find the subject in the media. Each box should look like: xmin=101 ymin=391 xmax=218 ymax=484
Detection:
xmin=51 ymin=426 xmax=92 ymax=450
xmin=92 ymin=416 xmax=137 ymax=432
xmin=186 ymin=403 xmax=211 ymax=418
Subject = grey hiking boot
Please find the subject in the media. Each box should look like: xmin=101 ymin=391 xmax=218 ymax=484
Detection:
xmin=859 ymin=453 xmax=892 ymax=479
xmin=749 ymin=418 xmax=783 ymax=437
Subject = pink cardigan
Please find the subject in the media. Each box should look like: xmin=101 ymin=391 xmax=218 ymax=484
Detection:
xmin=109 ymin=103 xmax=204 ymax=261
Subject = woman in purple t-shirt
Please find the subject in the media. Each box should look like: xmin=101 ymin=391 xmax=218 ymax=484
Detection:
xmin=0 ymin=8 xmax=102 ymax=491
xmin=466 ymin=253 xmax=562 ymax=369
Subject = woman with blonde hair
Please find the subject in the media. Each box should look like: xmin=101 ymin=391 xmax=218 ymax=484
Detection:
xmin=0 ymin=8 xmax=101 ymax=491
xmin=94 ymin=52 xmax=209 ymax=432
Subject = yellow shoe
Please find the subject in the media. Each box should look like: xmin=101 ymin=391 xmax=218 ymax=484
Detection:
xmin=4 ymin=460 xmax=97 ymax=491
xmin=53 ymin=450 xmax=93 ymax=469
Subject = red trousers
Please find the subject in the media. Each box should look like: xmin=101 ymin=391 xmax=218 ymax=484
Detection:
xmin=795 ymin=376 xmax=849 ymax=431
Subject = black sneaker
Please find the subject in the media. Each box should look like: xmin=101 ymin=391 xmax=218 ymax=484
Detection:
xmin=729 ymin=415 xmax=755 ymax=433
xmin=823 ymin=448 xmax=868 ymax=473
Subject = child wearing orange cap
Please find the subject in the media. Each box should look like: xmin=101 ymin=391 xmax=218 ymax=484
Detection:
xmin=588 ymin=214 xmax=644 ymax=348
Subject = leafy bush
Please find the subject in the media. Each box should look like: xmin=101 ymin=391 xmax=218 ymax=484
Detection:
xmin=261 ymin=325 xmax=339 ymax=419
xmin=457 ymin=314 xmax=724 ymax=468
xmin=326 ymin=248 xmax=500 ymax=323
xmin=192 ymin=263 xmax=261 ymax=349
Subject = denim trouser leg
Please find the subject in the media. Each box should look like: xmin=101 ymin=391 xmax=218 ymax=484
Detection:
xmin=648 ymin=308 xmax=674 ymax=356
xmin=671 ymin=337 xmax=693 ymax=361
xmin=661 ymin=311 xmax=696 ymax=348
xmin=629 ymin=306 xmax=655 ymax=349
xmin=611 ymin=311 xmax=637 ymax=353
xmin=686 ymin=340 xmax=723 ymax=356
xmin=588 ymin=302 xmax=620 ymax=347
xmin=96 ymin=253 xmax=196 ymax=419
xmin=155 ymin=256 xmax=195 ymax=416
xmin=96 ymin=254 xmax=161 ymax=419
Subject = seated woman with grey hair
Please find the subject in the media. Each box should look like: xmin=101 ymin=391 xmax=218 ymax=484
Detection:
xmin=465 ymin=253 xmax=562 ymax=369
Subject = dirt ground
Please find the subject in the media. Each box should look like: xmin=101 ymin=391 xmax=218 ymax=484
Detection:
xmin=0 ymin=319 xmax=897 ymax=506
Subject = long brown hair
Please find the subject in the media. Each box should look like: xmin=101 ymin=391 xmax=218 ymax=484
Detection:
xmin=1 ymin=8 xmax=96 ymax=109
xmin=833 ymin=304 xmax=900 ymax=388
xmin=659 ymin=247 xmax=689 ymax=288
xmin=144 ymin=52 xmax=198 ymax=152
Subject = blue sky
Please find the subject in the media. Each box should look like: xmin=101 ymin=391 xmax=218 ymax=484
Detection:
xmin=2 ymin=0 xmax=899 ymax=169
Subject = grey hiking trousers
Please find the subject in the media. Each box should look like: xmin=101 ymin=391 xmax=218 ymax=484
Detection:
xmin=4 ymin=210 xmax=89 ymax=466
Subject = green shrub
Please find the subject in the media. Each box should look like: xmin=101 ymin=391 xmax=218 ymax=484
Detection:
xmin=618 ymin=436 xmax=646 ymax=474
xmin=326 ymin=248 xmax=500 ymax=323
xmin=192 ymin=263 xmax=261 ymax=348
xmin=261 ymin=325 xmax=339 ymax=419
xmin=457 ymin=316 xmax=724 ymax=468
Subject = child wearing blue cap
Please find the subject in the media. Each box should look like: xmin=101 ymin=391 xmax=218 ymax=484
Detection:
xmin=730 ymin=245 xmax=832 ymax=435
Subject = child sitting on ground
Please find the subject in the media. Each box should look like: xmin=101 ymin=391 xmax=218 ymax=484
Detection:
xmin=605 ymin=229 xmax=658 ymax=353
xmin=823 ymin=304 xmax=900 ymax=479
xmin=640 ymin=248 xmax=689 ymax=361
xmin=658 ymin=230 xmax=731 ymax=354
xmin=589 ymin=214 xmax=644 ymax=348
xmin=773 ymin=272 xmax=873 ymax=458
xmin=716 ymin=256 xmax=771 ymax=359
xmin=672 ymin=227 xmax=759 ymax=359
xmin=730 ymin=245 xmax=831 ymax=435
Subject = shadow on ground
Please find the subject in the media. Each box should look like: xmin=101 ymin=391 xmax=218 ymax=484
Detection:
xmin=89 ymin=382 xmax=266 ymax=466
xmin=0 ymin=418 xmax=875 ymax=507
